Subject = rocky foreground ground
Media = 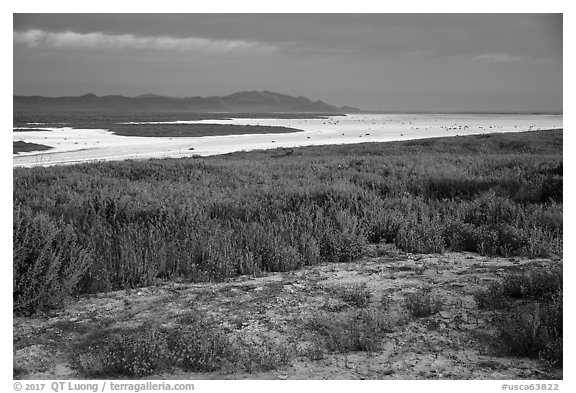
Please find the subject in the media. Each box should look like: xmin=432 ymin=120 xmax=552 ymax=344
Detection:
xmin=14 ymin=244 xmax=562 ymax=380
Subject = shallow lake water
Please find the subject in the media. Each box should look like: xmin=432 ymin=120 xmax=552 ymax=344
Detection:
xmin=13 ymin=113 xmax=563 ymax=167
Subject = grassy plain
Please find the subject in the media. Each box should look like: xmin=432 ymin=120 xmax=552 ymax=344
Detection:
xmin=13 ymin=129 xmax=562 ymax=378
xmin=13 ymin=129 xmax=562 ymax=311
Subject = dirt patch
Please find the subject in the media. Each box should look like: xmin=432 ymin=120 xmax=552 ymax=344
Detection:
xmin=13 ymin=248 xmax=562 ymax=380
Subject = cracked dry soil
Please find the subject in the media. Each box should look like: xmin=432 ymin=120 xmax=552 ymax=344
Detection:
xmin=13 ymin=244 xmax=562 ymax=380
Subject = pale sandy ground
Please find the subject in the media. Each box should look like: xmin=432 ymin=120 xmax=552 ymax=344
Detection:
xmin=13 ymin=245 xmax=562 ymax=380
xmin=13 ymin=114 xmax=562 ymax=167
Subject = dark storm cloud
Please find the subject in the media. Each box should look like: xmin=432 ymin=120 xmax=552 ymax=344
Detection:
xmin=13 ymin=14 xmax=562 ymax=58
xmin=13 ymin=14 xmax=562 ymax=112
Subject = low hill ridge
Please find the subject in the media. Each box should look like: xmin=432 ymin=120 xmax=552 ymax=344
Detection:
xmin=14 ymin=91 xmax=361 ymax=113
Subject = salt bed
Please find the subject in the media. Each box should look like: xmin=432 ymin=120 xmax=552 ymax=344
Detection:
xmin=13 ymin=113 xmax=562 ymax=168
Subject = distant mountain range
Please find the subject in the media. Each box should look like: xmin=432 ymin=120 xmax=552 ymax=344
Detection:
xmin=13 ymin=91 xmax=361 ymax=113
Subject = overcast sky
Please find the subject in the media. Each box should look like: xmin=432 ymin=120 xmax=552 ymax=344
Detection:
xmin=13 ymin=14 xmax=562 ymax=112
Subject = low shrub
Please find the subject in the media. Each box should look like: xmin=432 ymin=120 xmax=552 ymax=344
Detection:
xmin=74 ymin=309 xmax=296 ymax=377
xmin=326 ymin=283 xmax=371 ymax=308
xmin=540 ymin=176 xmax=562 ymax=203
xmin=395 ymin=215 xmax=445 ymax=254
xmin=502 ymin=268 xmax=562 ymax=301
xmin=497 ymin=290 xmax=562 ymax=366
xmin=168 ymin=320 xmax=234 ymax=372
xmin=474 ymin=267 xmax=563 ymax=366
xmin=233 ymin=335 xmax=294 ymax=373
xmin=13 ymin=206 xmax=91 ymax=315
xmin=473 ymin=282 xmax=507 ymax=310
xmin=98 ymin=328 xmax=169 ymax=377
xmin=405 ymin=288 xmax=443 ymax=317
xmin=307 ymin=308 xmax=404 ymax=353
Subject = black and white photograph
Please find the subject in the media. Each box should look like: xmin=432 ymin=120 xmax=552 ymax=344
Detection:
xmin=10 ymin=7 xmax=565 ymax=389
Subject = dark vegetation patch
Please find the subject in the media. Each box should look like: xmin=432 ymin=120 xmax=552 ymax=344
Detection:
xmin=473 ymin=266 xmax=562 ymax=366
xmin=13 ymin=130 xmax=562 ymax=315
xmin=72 ymin=296 xmax=409 ymax=378
xmin=324 ymin=283 xmax=371 ymax=308
xmin=306 ymin=309 xmax=399 ymax=353
xmin=13 ymin=128 xmax=51 ymax=132
xmin=107 ymin=123 xmax=301 ymax=138
xmin=72 ymin=310 xmax=293 ymax=377
xmin=405 ymin=287 xmax=443 ymax=317
xmin=13 ymin=141 xmax=53 ymax=154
